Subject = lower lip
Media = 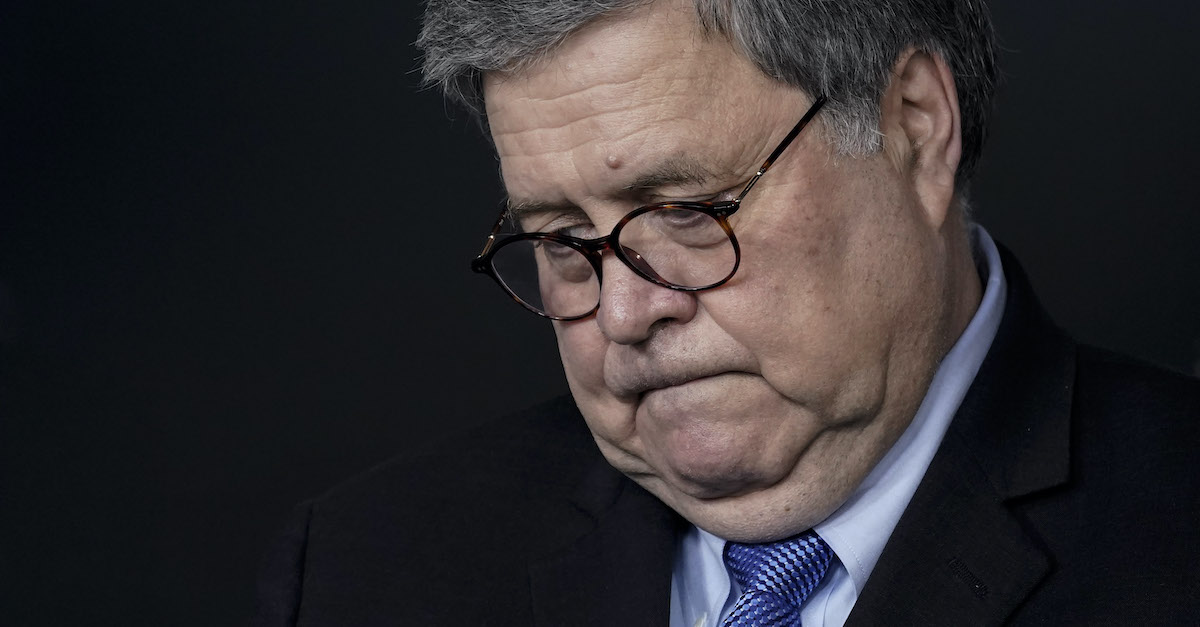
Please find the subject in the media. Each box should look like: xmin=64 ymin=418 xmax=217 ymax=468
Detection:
xmin=640 ymin=372 xmax=725 ymax=395
xmin=636 ymin=373 xmax=773 ymax=440
xmin=640 ymin=372 xmax=754 ymax=403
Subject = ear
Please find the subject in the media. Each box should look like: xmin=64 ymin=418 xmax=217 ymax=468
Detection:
xmin=880 ymin=48 xmax=962 ymax=229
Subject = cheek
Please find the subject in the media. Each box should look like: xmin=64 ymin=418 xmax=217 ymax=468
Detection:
xmin=729 ymin=179 xmax=851 ymax=316
xmin=552 ymin=321 xmax=643 ymax=445
xmin=553 ymin=320 xmax=632 ymax=435
xmin=699 ymin=181 xmax=895 ymax=417
xmin=552 ymin=321 xmax=606 ymax=392
xmin=713 ymin=201 xmax=846 ymax=359
xmin=705 ymin=283 xmax=880 ymax=418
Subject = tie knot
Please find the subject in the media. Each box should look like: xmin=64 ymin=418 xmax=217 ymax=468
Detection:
xmin=724 ymin=531 xmax=833 ymax=618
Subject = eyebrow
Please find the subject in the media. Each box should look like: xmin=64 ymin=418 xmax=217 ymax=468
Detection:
xmin=505 ymin=199 xmax=579 ymax=224
xmin=505 ymin=155 xmax=723 ymax=222
xmin=620 ymin=156 xmax=719 ymax=193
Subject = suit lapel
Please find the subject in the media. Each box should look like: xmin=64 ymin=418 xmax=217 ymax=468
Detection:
xmin=845 ymin=431 xmax=1053 ymax=625
xmin=528 ymin=455 xmax=680 ymax=627
xmin=849 ymin=248 xmax=1076 ymax=625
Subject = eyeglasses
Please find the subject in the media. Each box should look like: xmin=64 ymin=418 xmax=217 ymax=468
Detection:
xmin=472 ymin=95 xmax=827 ymax=320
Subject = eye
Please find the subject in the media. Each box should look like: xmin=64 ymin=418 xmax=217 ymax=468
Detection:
xmin=534 ymin=238 xmax=581 ymax=260
xmin=710 ymin=182 xmax=745 ymax=204
xmin=655 ymin=207 xmax=711 ymax=228
xmin=517 ymin=212 xmax=598 ymax=239
xmin=540 ymin=217 xmax=598 ymax=240
xmin=656 ymin=183 xmax=742 ymax=206
xmin=552 ymin=222 xmax=599 ymax=240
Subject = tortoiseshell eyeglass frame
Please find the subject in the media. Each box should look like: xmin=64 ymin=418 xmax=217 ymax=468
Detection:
xmin=471 ymin=94 xmax=828 ymax=321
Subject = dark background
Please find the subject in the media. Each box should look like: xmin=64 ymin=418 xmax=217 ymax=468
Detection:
xmin=2 ymin=1 xmax=1197 ymax=624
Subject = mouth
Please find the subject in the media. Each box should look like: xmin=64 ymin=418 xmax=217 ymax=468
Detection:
xmin=612 ymin=369 xmax=752 ymax=399
xmin=603 ymin=342 xmax=761 ymax=401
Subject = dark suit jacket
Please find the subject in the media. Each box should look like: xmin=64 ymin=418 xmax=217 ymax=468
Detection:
xmin=254 ymin=251 xmax=1200 ymax=625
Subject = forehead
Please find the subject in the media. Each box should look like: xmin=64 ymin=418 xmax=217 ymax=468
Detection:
xmin=482 ymin=1 xmax=799 ymax=210
xmin=485 ymin=4 xmax=730 ymax=130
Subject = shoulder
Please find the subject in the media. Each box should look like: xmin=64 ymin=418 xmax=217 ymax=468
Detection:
xmin=316 ymin=394 xmax=596 ymax=512
xmin=1074 ymin=344 xmax=1200 ymax=402
xmin=307 ymin=394 xmax=600 ymax=549
xmin=1072 ymin=345 xmax=1200 ymax=448
xmin=255 ymin=395 xmax=605 ymax=625
xmin=1066 ymin=346 xmax=1200 ymax=505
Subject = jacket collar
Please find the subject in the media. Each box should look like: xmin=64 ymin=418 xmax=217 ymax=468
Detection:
xmin=528 ymin=453 xmax=681 ymax=627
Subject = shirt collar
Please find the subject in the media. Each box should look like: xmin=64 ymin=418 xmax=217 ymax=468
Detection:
xmin=813 ymin=223 xmax=1007 ymax=594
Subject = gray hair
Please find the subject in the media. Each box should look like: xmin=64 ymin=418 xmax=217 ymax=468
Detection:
xmin=418 ymin=0 xmax=999 ymax=191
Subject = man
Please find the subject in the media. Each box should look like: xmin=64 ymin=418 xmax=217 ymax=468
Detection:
xmin=255 ymin=1 xmax=1200 ymax=624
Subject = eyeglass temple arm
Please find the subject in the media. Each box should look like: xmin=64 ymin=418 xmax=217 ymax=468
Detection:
xmin=475 ymin=206 xmax=510 ymax=260
xmin=735 ymin=94 xmax=828 ymax=204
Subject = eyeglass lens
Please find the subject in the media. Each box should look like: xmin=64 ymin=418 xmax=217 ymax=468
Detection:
xmin=490 ymin=205 xmax=736 ymax=319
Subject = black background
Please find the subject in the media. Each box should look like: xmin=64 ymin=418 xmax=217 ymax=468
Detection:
xmin=2 ymin=1 xmax=1198 ymax=624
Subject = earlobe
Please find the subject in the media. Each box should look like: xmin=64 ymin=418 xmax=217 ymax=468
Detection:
xmin=885 ymin=49 xmax=962 ymax=229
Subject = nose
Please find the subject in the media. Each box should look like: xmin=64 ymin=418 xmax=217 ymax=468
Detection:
xmin=594 ymin=253 xmax=698 ymax=345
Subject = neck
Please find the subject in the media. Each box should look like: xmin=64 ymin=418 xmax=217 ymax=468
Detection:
xmin=939 ymin=211 xmax=985 ymax=354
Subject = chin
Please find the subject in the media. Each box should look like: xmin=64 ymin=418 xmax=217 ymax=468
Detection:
xmin=635 ymin=409 xmax=807 ymax=497
xmin=648 ymin=478 xmax=827 ymax=543
xmin=662 ymin=464 xmax=762 ymax=500
xmin=648 ymin=440 xmax=785 ymax=499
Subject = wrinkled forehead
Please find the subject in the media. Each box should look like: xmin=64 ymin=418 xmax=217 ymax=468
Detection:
xmin=481 ymin=0 xmax=801 ymax=210
xmin=482 ymin=2 xmax=728 ymax=128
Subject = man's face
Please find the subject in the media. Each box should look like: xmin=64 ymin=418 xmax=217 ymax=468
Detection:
xmin=485 ymin=1 xmax=961 ymax=542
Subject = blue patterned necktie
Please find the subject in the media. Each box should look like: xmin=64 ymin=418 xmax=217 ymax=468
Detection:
xmin=721 ymin=531 xmax=834 ymax=627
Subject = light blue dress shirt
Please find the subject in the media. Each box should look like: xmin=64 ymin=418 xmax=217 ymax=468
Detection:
xmin=669 ymin=225 xmax=1008 ymax=627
